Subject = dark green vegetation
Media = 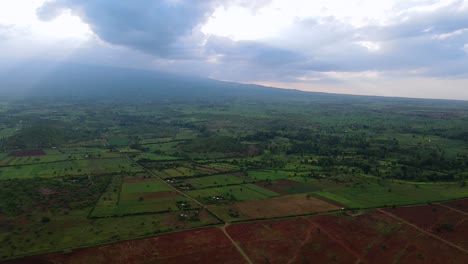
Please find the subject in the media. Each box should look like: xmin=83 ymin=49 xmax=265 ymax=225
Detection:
xmin=1 ymin=92 xmax=468 ymax=260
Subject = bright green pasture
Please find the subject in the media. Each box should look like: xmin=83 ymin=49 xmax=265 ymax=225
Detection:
xmin=316 ymin=182 xmax=468 ymax=208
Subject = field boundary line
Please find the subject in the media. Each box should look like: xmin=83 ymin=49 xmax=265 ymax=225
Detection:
xmin=377 ymin=209 xmax=468 ymax=254
xmin=0 ymin=224 xmax=224 ymax=262
xmin=123 ymin=154 xmax=226 ymax=223
xmin=220 ymin=224 xmax=253 ymax=264
xmin=241 ymin=182 xmax=279 ymax=197
xmin=304 ymin=217 xmax=363 ymax=262
xmin=436 ymin=203 xmax=468 ymax=217
xmin=287 ymin=222 xmax=314 ymax=264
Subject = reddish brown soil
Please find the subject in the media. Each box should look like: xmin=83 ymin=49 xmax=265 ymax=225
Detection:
xmin=382 ymin=204 xmax=452 ymax=230
xmin=435 ymin=215 xmax=468 ymax=250
xmin=3 ymin=228 xmax=246 ymax=264
xmin=226 ymin=217 xmax=357 ymax=263
xmin=4 ymin=203 xmax=468 ymax=264
xmin=230 ymin=194 xmax=340 ymax=219
xmin=311 ymin=211 xmax=468 ymax=263
xmin=12 ymin=149 xmax=45 ymax=157
xmin=441 ymin=198 xmax=468 ymax=214
xmin=384 ymin=203 xmax=468 ymax=251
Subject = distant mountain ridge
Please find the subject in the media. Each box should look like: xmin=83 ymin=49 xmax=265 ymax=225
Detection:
xmin=1 ymin=62 xmax=466 ymax=103
xmin=0 ymin=61 xmax=313 ymax=99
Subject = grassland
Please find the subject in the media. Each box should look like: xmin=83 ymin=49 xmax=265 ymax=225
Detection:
xmin=316 ymin=181 xmax=468 ymax=208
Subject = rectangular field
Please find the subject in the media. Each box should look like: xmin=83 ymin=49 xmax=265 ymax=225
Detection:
xmin=382 ymin=203 xmax=468 ymax=251
xmin=209 ymin=194 xmax=341 ymax=221
xmin=185 ymin=184 xmax=278 ymax=204
xmin=226 ymin=217 xmax=357 ymax=264
xmin=247 ymin=170 xmax=298 ymax=181
xmin=92 ymin=176 xmax=197 ymax=217
xmin=308 ymin=211 xmax=468 ymax=263
xmin=441 ymin=198 xmax=468 ymax=214
xmin=316 ymin=182 xmax=468 ymax=208
xmin=184 ymin=174 xmax=247 ymax=189
xmin=255 ymin=178 xmax=322 ymax=194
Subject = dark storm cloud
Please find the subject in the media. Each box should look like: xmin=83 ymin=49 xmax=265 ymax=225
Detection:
xmin=38 ymin=0 xmax=219 ymax=58
xmin=36 ymin=0 xmax=468 ymax=82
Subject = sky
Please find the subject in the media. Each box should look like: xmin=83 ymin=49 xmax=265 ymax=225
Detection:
xmin=0 ymin=0 xmax=467 ymax=100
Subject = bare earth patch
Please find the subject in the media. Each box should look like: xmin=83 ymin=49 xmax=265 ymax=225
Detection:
xmin=232 ymin=194 xmax=340 ymax=219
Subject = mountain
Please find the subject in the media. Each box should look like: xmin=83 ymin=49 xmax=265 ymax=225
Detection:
xmin=0 ymin=61 xmax=314 ymax=99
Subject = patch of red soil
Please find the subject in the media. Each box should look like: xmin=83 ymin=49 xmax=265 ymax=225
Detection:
xmin=226 ymin=217 xmax=357 ymax=263
xmin=230 ymin=194 xmax=340 ymax=219
xmin=2 ymin=227 xmax=245 ymax=264
xmin=384 ymin=203 xmax=468 ymax=251
xmin=382 ymin=204 xmax=454 ymax=230
xmin=442 ymin=198 xmax=468 ymax=214
xmin=310 ymin=210 xmax=468 ymax=263
xmin=12 ymin=149 xmax=45 ymax=157
xmin=434 ymin=214 xmax=468 ymax=250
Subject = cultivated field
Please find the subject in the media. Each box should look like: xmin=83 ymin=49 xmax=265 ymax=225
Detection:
xmin=1 ymin=96 xmax=468 ymax=261
xmin=2 ymin=228 xmax=246 ymax=264
xmin=209 ymin=194 xmax=341 ymax=221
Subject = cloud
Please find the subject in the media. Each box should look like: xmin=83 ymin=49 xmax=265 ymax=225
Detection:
xmin=259 ymin=1 xmax=468 ymax=77
xmin=37 ymin=0 xmax=221 ymax=58
xmin=31 ymin=0 xmax=468 ymax=95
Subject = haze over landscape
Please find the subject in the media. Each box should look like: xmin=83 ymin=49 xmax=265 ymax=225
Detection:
xmin=1 ymin=0 xmax=468 ymax=99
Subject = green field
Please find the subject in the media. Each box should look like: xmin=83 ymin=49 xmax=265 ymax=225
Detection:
xmin=107 ymin=136 xmax=130 ymax=146
xmin=0 ymin=209 xmax=220 ymax=258
xmin=247 ymin=170 xmax=301 ymax=181
xmin=316 ymin=181 xmax=468 ymax=208
xmin=2 ymin=93 xmax=468 ymax=260
xmin=132 ymin=152 xmax=180 ymax=161
xmin=91 ymin=177 xmax=196 ymax=217
xmin=186 ymin=183 xmax=279 ymax=203
xmin=121 ymin=179 xmax=172 ymax=193
xmin=184 ymin=174 xmax=248 ymax=189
